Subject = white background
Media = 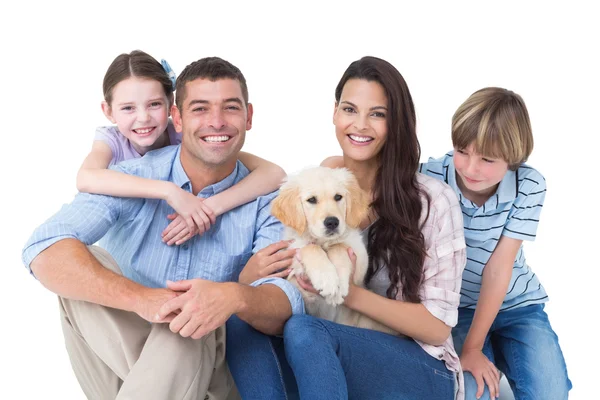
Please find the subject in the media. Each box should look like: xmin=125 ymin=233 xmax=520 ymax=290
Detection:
xmin=1 ymin=1 xmax=596 ymax=398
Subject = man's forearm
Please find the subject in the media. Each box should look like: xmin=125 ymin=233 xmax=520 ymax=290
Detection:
xmin=30 ymin=238 xmax=144 ymax=312
xmin=234 ymin=284 xmax=292 ymax=335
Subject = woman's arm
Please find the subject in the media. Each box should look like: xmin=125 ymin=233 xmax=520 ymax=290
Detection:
xmin=203 ymin=151 xmax=286 ymax=215
xmin=344 ymin=287 xmax=451 ymax=345
xmin=320 ymin=156 xmax=344 ymax=168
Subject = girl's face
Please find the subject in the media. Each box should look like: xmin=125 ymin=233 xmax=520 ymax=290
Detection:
xmin=453 ymin=143 xmax=509 ymax=200
xmin=102 ymin=77 xmax=170 ymax=154
xmin=333 ymin=79 xmax=388 ymax=163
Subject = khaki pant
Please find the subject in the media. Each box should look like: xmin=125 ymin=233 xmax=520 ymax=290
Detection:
xmin=58 ymin=246 xmax=240 ymax=400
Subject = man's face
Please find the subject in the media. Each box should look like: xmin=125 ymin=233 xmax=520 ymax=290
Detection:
xmin=173 ymin=78 xmax=253 ymax=168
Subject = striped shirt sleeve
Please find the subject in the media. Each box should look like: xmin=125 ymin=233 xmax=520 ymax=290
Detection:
xmin=250 ymin=191 xmax=305 ymax=315
xmin=22 ymin=193 xmax=122 ymax=272
xmin=503 ymin=174 xmax=546 ymax=241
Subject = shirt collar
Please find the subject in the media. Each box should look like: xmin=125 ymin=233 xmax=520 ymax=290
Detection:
xmin=172 ymin=146 xmax=241 ymax=196
xmin=496 ymin=168 xmax=518 ymax=204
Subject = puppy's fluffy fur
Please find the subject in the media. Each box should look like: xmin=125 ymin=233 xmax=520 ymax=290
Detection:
xmin=272 ymin=167 xmax=396 ymax=335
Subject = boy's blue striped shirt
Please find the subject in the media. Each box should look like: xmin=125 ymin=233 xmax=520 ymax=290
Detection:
xmin=420 ymin=151 xmax=548 ymax=310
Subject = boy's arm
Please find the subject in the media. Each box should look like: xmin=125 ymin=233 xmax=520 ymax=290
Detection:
xmin=203 ymin=152 xmax=286 ymax=216
xmin=461 ymin=235 xmax=522 ymax=398
xmin=462 ymin=236 xmax=522 ymax=350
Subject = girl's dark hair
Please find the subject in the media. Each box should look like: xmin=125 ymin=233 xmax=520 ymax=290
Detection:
xmin=335 ymin=56 xmax=430 ymax=302
xmin=102 ymin=50 xmax=174 ymax=106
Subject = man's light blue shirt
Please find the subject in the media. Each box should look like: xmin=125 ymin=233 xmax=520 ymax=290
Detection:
xmin=421 ymin=152 xmax=548 ymax=311
xmin=22 ymin=145 xmax=304 ymax=315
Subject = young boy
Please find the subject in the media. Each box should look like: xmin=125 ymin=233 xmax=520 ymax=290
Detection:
xmin=420 ymin=87 xmax=571 ymax=400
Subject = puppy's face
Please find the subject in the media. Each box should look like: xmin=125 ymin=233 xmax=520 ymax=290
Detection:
xmin=272 ymin=167 xmax=369 ymax=241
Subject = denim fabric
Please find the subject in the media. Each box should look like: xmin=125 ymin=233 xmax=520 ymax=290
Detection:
xmin=453 ymin=304 xmax=572 ymax=400
xmin=226 ymin=315 xmax=298 ymax=400
xmin=226 ymin=314 xmax=455 ymax=400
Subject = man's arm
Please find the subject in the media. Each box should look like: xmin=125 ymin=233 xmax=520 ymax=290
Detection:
xmin=23 ymin=192 xmax=178 ymax=322
xmin=242 ymin=193 xmax=304 ymax=334
xmin=234 ymin=283 xmax=294 ymax=335
xmin=32 ymin=239 xmax=138 ymax=310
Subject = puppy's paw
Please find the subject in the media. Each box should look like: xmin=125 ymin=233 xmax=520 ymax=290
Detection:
xmin=309 ymin=268 xmax=343 ymax=305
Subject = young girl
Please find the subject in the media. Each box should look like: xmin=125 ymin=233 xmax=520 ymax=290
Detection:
xmin=420 ymin=88 xmax=572 ymax=399
xmin=226 ymin=56 xmax=467 ymax=400
xmin=77 ymin=50 xmax=285 ymax=244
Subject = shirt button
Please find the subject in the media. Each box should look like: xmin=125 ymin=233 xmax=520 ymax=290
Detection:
xmin=182 ymin=244 xmax=189 ymax=250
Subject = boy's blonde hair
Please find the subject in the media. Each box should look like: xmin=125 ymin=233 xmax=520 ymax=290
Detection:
xmin=452 ymin=87 xmax=533 ymax=170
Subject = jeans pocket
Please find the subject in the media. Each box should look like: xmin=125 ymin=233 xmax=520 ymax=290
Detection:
xmin=433 ymin=368 xmax=455 ymax=381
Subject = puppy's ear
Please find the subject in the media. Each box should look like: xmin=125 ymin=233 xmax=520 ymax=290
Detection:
xmin=345 ymin=174 xmax=370 ymax=228
xmin=271 ymin=183 xmax=306 ymax=235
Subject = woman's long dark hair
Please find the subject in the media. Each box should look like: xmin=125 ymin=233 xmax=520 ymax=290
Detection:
xmin=335 ymin=56 xmax=430 ymax=302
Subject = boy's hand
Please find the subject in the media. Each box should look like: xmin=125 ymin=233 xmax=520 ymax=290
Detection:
xmin=163 ymin=187 xmax=216 ymax=245
xmin=461 ymin=348 xmax=500 ymax=399
xmin=239 ymin=240 xmax=295 ymax=284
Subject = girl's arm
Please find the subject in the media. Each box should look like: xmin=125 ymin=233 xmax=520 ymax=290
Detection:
xmin=77 ymin=141 xmax=178 ymax=200
xmin=77 ymin=141 xmax=215 ymax=240
xmin=202 ymin=151 xmax=286 ymax=215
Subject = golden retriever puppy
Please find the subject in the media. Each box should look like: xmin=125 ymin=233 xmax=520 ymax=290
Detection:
xmin=272 ymin=167 xmax=396 ymax=335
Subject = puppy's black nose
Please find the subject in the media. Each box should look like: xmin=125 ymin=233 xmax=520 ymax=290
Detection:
xmin=324 ymin=216 xmax=339 ymax=231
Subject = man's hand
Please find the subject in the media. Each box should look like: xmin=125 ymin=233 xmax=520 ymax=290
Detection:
xmin=157 ymin=279 xmax=242 ymax=339
xmin=132 ymin=287 xmax=181 ymax=323
xmin=238 ymin=240 xmax=295 ymax=285
xmin=460 ymin=348 xmax=500 ymax=399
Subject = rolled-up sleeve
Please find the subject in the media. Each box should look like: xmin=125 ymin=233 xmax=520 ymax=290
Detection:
xmin=250 ymin=191 xmax=305 ymax=314
xmin=419 ymin=185 xmax=466 ymax=328
xmin=251 ymin=276 xmax=305 ymax=315
xmin=22 ymin=193 xmax=121 ymax=273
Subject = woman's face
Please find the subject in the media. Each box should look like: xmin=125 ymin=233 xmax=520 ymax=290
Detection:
xmin=333 ymin=79 xmax=388 ymax=162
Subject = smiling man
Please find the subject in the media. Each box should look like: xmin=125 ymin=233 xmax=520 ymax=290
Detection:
xmin=22 ymin=57 xmax=303 ymax=400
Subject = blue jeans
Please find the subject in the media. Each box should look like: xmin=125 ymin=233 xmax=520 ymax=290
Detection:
xmin=226 ymin=314 xmax=455 ymax=400
xmin=452 ymin=304 xmax=572 ymax=400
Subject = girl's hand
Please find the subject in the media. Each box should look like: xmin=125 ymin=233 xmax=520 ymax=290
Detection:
xmin=460 ymin=348 xmax=500 ymax=399
xmin=163 ymin=187 xmax=216 ymax=245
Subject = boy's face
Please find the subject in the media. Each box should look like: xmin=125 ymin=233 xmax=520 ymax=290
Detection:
xmin=453 ymin=143 xmax=509 ymax=199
